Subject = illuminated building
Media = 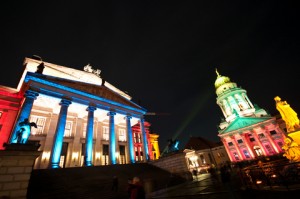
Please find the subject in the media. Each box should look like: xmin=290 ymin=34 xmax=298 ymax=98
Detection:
xmin=1 ymin=57 xmax=157 ymax=168
xmin=0 ymin=87 xmax=23 ymax=149
xmin=149 ymin=133 xmax=160 ymax=160
xmin=215 ymin=70 xmax=286 ymax=162
xmin=184 ymin=137 xmax=230 ymax=173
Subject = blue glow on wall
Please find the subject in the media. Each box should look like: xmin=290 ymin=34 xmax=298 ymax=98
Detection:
xmin=50 ymin=99 xmax=71 ymax=168
xmin=126 ymin=115 xmax=135 ymax=163
xmin=85 ymin=106 xmax=96 ymax=166
xmin=109 ymin=111 xmax=116 ymax=164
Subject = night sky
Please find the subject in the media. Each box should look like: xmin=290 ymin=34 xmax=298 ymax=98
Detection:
xmin=1 ymin=1 xmax=299 ymax=151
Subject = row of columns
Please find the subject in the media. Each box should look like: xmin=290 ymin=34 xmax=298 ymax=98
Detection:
xmin=223 ymin=129 xmax=283 ymax=162
xmin=218 ymin=93 xmax=254 ymax=119
xmin=10 ymin=89 xmax=149 ymax=168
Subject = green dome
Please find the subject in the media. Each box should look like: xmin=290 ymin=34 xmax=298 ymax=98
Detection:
xmin=214 ymin=69 xmax=231 ymax=89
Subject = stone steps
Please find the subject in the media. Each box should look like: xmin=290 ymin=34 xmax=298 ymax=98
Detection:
xmin=27 ymin=163 xmax=187 ymax=199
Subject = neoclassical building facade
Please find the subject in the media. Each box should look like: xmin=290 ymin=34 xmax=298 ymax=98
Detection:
xmin=3 ymin=57 xmax=158 ymax=169
xmin=215 ymin=70 xmax=286 ymax=162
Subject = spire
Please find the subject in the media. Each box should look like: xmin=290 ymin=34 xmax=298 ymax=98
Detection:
xmin=216 ymin=68 xmax=220 ymax=77
xmin=214 ymin=69 xmax=231 ymax=89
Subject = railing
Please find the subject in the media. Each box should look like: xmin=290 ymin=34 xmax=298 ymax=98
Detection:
xmin=239 ymin=160 xmax=300 ymax=191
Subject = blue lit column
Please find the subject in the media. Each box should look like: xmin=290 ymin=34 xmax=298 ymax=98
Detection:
xmin=140 ymin=117 xmax=149 ymax=162
xmin=126 ymin=115 xmax=135 ymax=163
xmin=10 ymin=90 xmax=39 ymax=143
xmin=49 ymin=98 xmax=72 ymax=169
xmin=108 ymin=111 xmax=116 ymax=164
xmin=84 ymin=105 xmax=96 ymax=167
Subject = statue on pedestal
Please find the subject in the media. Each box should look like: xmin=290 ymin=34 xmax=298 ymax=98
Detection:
xmin=282 ymin=137 xmax=300 ymax=162
xmin=14 ymin=118 xmax=37 ymax=144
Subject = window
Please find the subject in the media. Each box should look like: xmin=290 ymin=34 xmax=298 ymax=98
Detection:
xmin=270 ymin=130 xmax=277 ymax=135
xmin=250 ymin=137 xmax=255 ymax=142
xmin=82 ymin=123 xmax=87 ymax=138
xmin=133 ymin=133 xmax=137 ymax=143
xmin=30 ymin=116 xmax=46 ymax=135
xmin=134 ymin=133 xmax=141 ymax=143
xmin=254 ymin=146 xmax=263 ymax=156
xmin=102 ymin=144 xmax=109 ymax=165
xmin=228 ymin=142 xmax=233 ymax=146
xmin=120 ymin=145 xmax=125 ymax=155
xmin=83 ymin=123 xmax=96 ymax=139
xmin=233 ymin=152 xmax=239 ymax=160
xmin=199 ymin=154 xmax=206 ymax=164
xmin=103 ymin=144 xmax=109 ymax=155
xmin=103 ymin=126 xmax=109 ymax=141
xmin=265 ymin=144 xmax=274 ymax=154
xmin=258 ymin=133 xmax=265 ymax=138
xmin=237 ymin=139 xmax=243 ymax=144
xmin=119 ymin=145 xmax=126 ymax=164
xmin=243 ymin=150 xmax=250 ymax=158
xmin=119 ymin=129 xmax=126 ymax=142
xmin=64 ymin=121 xmax=73 ymax=137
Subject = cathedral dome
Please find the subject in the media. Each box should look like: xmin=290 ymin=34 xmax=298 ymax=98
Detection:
xmin=214 ymin=69 xmax=231 ymax=89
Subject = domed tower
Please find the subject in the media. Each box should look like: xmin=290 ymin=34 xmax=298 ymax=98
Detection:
xmin=215 ymin=69 xmax=286 ymax=162
xmin=215 ymin=69 xmax=269 ymax=129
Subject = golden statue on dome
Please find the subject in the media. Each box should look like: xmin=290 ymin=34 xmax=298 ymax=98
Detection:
xmin=274 ymin=96 xmax=300 ymax=133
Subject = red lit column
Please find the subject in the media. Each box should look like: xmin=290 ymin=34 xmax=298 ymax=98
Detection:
xmin=241 ymin=133 xmax=255 ymax=158
xmin=231 ymin=135 xmax=245 ymax=160
xmin=221 ymin=138 xmax=234 ymax=162
xmin=262 ymin=128 xmax=279 ymax=153
xmin=251 ymin=130 xmax=267 ymax=156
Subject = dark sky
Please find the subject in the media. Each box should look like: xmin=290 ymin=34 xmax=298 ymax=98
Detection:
xmin=1 ymin=1 xmax=299 ymax=151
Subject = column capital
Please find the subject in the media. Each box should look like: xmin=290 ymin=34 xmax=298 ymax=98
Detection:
xmin=86 ymin=105 xmax=97 ymax=112
xmin=24 ymin=89 xmax=39 ymax=99
xmin=125 ymin=114 xmax=132 ymax=120
xmin=60 ymin=98 xmax=72 ymax=106
xmin=107 ymin=111 xmax=116 ymax=116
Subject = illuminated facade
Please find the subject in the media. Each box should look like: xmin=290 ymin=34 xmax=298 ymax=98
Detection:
xmin=149 ymin=133 xmax=160 ymax=160
xmin=184 ymin=137 xmax=230 ymax=173
xmin=215 ymin=70 xmax=286 ymax=162
xmin=1 ymin=57 xmax=157 ymax=169
xmin=0 ymin=87 xmax=22 ymax=149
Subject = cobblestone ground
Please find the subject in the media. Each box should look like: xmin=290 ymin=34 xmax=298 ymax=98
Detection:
xmin=147 ymin=173 xmax=300 ymax=199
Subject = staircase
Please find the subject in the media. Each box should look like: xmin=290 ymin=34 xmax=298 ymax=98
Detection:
xmin=27 ymin=163 xmax=187 ymax=199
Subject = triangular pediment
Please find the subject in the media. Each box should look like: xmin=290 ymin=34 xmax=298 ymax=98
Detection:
xmin=219 ymin=116 xmax=273 ymax=134
xmin=26 ymin=72 xmax=142 ymax=110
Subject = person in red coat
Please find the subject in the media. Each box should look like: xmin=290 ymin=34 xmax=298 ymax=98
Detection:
xmin=127 ymin=177 xmax=145 ymax=199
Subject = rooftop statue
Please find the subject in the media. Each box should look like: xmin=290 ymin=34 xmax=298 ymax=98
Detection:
xmin=83 ymin=64 xmax=101 ymax=77
xmin=274 ymin=96 xmax=300 ymax=133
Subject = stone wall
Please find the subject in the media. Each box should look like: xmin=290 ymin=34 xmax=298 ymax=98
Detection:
xmin=149 ymin=152 xmax=193 ymax=181
xmin=0 ymin=144 xmax=41 ymax=199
